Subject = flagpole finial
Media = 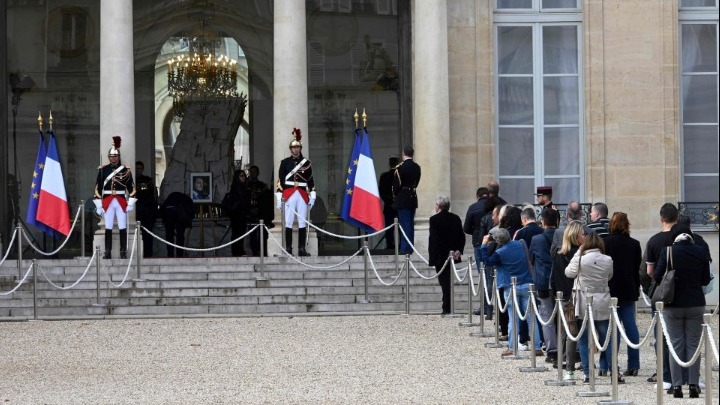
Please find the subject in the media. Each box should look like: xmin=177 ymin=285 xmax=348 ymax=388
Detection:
xmin=353 ymin=108 xmax=359 ymax=128
xmin=362 ymin=108 xmax=367 ymax=128
xmin=38 ymin=111 xmax=43 ymax=131
xmin=49 ymin=111 xmax=53 ymax=131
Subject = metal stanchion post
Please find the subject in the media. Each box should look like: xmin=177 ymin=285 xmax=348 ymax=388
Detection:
xmin=134 ymin=221 xmax=142 ymax=281
xmin=17 ymin=224 xmax=22 ymax=278
xmin=0 ymin=233 xmax=4 ymax=258
xmin=446 ymin=252 xmax=463 ymax=318
xmin=521 ymin=284 xmax=547 ymax=372
xmin=361 ymin=240 xmax=370 ymax=303
xmin=80 ymin=200 xmax=85 ymax=257
xmin=481 ymin=268 xmax=502 ymax=344
xmin=504 ymin=277 xmax=528 ymax=360
xmin=703 ymin=314 xmax=713 ymax=405
xmin=655 ymin=302 xmax=664 ymax=405
xmin=394 ymin=218 xmax=399 ymax=274
xmin=577 ymin=295 xmax=609 ymax=397
xmin=404 ymin=254 xmax=410 ymax=315
xmin=281 ymin=199 xmax=287 ymax=254
xmin=257 ymin=220 xmax=267 ymax=280
xmin=93 ymin=246 xmax=103 ymax=306
xmin=32 ymin=259 xmax=38 ymax=321
xmin=546 ymin=291 xmax=575 ymax=386
xmin=459 ymin=258 xmax=479 ymax=327
xmin=599 ymin=297 xmax=633 ymax=404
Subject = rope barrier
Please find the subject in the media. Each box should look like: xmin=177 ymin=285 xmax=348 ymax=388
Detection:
xmin=658 ymin=311 xmax=708 ymax=369
xmin=451 ymin=260 xmax=468 ymax=283
xmin=495 ymin=285 xmax=510 ymax=314
xmin=397 ymin=225 xmax=429 ymax=265
xmin=285 ymin=205 xmax=394 ymax=240
xmin=558 ymin=301 xmax=588 ymax=342
xmin=639 ymin=285 xmax=652 ymax=307
xmin=142 ymin=224 xmax=260 ymax=253
xmin=529 ymin=292 xmax=558 ymax=327
xmin=21 ymin=205 xmax=84 ymax=256
xmin=706 ymin=326 xmax=720 ymax=364
xmin=105 ymin=228 xmax=139 ymax=288
xmin=265 ymin=227 xmax=364 ymax=269
xmin=37 ymin=250 xmax=97 ymax=290
xmin=611 ymin=305 xmax=657 ymax=350
xmin=0 ymin=262 xmax=34 ymax=295
xmin=408 ymin=259 xmax=441 ymax=280
xmin=364 ymin=248 xmax=406 ymax=286
xmin=587 ymin=305 xmax=613 ymax=352
xmin=510 ymin=283 xmax=531 ymax=322
xmin=0 ymin=227 xmax=18 ymax=266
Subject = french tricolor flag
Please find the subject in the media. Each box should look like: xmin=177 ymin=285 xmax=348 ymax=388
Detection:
xmin=36 ymin=131 xmax=71 ymax=236
xmin=349 ymin=128 xmax=384 ymax=232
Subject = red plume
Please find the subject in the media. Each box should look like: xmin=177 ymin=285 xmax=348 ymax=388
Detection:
xmin=292 ymin=128 xmax=302 ymax=141
xmin=112 ymin=136 xmax=122 ymax=148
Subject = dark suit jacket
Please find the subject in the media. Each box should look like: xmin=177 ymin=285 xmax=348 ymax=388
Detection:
xmin=429 ymin=210 xmax=466 ymax=268
xmin=604 ymin=231 xmax=642 ymax=301
xmin=392 ymin=158 xmax=421 ymax=209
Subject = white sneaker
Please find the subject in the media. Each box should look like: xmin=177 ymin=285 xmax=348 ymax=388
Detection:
xmin=699 ymin=382 xmax=705 ymax=389
xmin=563 ymin=371 xmax=575 ymax=381
xmin=518 ymin=343 xmax=529 ymax=351
xmin=654 ymin=382 xmax=672 ymax=390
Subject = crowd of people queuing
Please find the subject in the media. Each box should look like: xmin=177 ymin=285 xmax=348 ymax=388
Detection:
xmin=457 ymin=181 xmax=713 ymax=392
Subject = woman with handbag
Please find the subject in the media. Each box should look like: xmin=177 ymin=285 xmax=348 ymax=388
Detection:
xmin=565 ymin=232 xmax=622 ymax=384
xmin=223 ymin=170 xmax=250 ymax=257
xmin=654 ymin=232 xmax=711 ymax=398
xmin=550 ymin=221 xmax=585 ymax=379
xmin=603 ymin=212 xmax=642 ymax=377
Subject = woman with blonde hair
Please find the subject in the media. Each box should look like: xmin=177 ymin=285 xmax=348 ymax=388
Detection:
xmin=550 ymin=220 xmax=585 ymax=378
xmin=603 ymin=212 xmax=642 ymax=376
xmin=565 ymin=232 xmax=622 ymax=384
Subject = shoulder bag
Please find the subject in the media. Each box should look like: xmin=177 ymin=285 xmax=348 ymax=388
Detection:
xmin=651 ymin=246 xmax=676 ymax=306
xmin=565 ymin=252 xmax=581 ymax=336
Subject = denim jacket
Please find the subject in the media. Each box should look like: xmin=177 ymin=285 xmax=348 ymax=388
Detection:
xmin=481 ymin=240 xmax=533 ymax=289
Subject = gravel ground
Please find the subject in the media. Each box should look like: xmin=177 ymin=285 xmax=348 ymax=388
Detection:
xmin=1 ymin=311 xmax=718 ymax=404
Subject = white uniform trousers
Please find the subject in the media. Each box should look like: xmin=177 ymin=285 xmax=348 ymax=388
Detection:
xmin=284 ymin=190 xmax=308 ymax=228
xmin=104 ymin=198 xmax=127 ymax=230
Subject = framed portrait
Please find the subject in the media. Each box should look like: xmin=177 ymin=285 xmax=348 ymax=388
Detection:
xmin=190 ymin=172 xmax=212 ymax=203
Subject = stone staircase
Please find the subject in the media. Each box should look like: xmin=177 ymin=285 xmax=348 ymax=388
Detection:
xmin=0 ymin=255 xmax=479 ymax=319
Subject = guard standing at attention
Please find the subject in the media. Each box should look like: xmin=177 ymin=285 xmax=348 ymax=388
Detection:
xmin=276 ymin=128 xmax=316 ymax=256
xmin=535 ymin=186 xmax=557 ymax=211
xmin=392 ymin=146 xmax=421 ymax=255
xmin=94 ymin=136 xmax=136 ymax=259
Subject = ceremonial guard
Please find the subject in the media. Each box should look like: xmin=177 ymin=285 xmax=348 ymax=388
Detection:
xmin=94 ymin=136 xmax=136 ymax=259
xmin=392 ymin=146 xmax=421 ymax=255
xmin=276 ymin=128 xmax=316 ymax=256
xmin=135 ymin=161 xmax=158 ymax=257
xmin=535 ymin=186 xmax=557 ymax=211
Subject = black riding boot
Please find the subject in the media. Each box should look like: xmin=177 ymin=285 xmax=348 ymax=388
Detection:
xmin=298 ymin=227 xmax=309 ymax=256
xmin=119 ymin=229 xmax=127 ymax=259
xmin=103 ymin=229 xmax=112 ymax=259
xmin=285 ymin=228 xmax=293 ymax=256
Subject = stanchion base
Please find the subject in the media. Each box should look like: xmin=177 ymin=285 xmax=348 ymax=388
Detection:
xmin=545 ymin=380 xmax=576 ymax=386
xmin=132 ymin=278 xmax=144 ymax=282
xmin=598 ymin=399 xmax=633 ymax=405
xmin=503 ymin=354 xmax=529 ymax=360
xmin=458 ymin=321 xmax=480 ymax=327
xmin=713 ymin=366 xmax=719 ymax=372
xmin=359 ymin=299 xmax=372 ymax=304
xmin=483 ymin=341 xmax=504 ymax=347
xmin=91 ymin=303 xmax=106 ymax=307
xmin=520 ymin=366 xmax=548 ymax=372
xmin=470 ymin=331 xmax=495 ymax=337
xmin=28 ymin=319 xmax=43 ymax=322
xmin=576 ymin=390 xmax=610 ymax=397
xmin=442 ymin=313 xmax=464 ymax=318
xmin=254 ymin=276 xmax=268 ymax=281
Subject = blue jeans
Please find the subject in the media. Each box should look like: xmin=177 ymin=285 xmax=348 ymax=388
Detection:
xmin=616 ymin=301 xmax=640 ymax=370
xmin=578 ymin=319 xmax=611 ymax=376
xmin=474 ymin=245 xmax=493 ymax=314
xmin=397 ymin=208 xmax=415 ymax=255
xmin=504 ymin=284 xmax=541 ymax=350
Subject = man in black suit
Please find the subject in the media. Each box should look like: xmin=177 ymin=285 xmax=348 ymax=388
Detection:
xmin=160 ymin=192 xmax=194 ymax=258
xmin=378 ymin=156 xmax=399 ymax=249
xmin=429 ymin=195 xmax=466 ymax=315
xmin=392 ymin=146 xmax=421 ymax=255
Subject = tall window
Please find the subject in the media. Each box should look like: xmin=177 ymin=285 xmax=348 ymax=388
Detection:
xmin=679 ymin=1 xmax=719 ymax=202
xmin=494 ymin=1 xmax=583 ymax=204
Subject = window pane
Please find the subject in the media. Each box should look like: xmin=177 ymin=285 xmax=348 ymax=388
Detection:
xmin=499 ymin=128 xmax=535 ymax=176
xmin=680 ymin=0 xmax=717 ymax=8
xmin=499 ymin=77 xmax=534 ymax=125
xmin=498 ymin=26 xmax=533 ymax=74
xmin=684 ymin=176 xmax=720 ymax=202
xmin=497 ymin=178 xmax=535 ymax=205
xmin=682 ymin=75 xmax=719 ymax=123
xmin=682 ymin=24 xmax=717 ymax=72
xmin=544 ymin=177 xmax=580 ymax=204
xmin=543 ymin=77 xmax=579 ymax=125
xmin=684 ymin=125 xmax=720 ymax=173
xmin=542 ymin=0 xmax=579 ymax=9
xmin=497 ymin=0 xmax=533 ymax=9
xmin=543 ymin=26 xmax=578 ymax=74
xmin=544 ymin=127 xmax=579 ymax=175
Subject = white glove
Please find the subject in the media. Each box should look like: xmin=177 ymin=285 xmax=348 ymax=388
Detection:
xmin=275 ymin=192 xmax=282 ymax=210
xmin=93 ymin=199 xmax=104 ymax=215
xmin=309 ymin=191 xmax=316 ymax=209
xmin=126 ymin=197 xmax=137 ymax=212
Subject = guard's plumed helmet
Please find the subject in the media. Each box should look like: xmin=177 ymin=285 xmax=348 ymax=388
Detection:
xmin=289 ymin=128 xmax=302 ymax=148
xmin=108 ymin=136 xmax=121 ymax=157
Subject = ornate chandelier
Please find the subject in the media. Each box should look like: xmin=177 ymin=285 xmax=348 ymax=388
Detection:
xmin=167 ymin=22 xmax=238 ymax=118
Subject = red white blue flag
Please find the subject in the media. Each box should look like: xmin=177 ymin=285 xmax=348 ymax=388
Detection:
xmin=36 ymin=130 xmax=71 ymax=236
xmin=26 ymin=131 xmax=57 ymax=236
xmin=349 ymin=128 xmax=384 ymax=232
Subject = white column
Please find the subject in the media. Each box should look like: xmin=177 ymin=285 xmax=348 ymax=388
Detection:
xmin=413 ymin=0 xmax=450 ymax=216
xmin=100 ymin=0 xmax=135 ymax=168
xmin=273 ymin=0 xmax=308 ymax=169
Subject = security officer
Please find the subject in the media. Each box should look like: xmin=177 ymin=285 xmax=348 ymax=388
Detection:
xmin=94 ymin=136 xmax=136 ymax=259
xmin=392 ymin=146 xmax=421 ymax=255
xmin=535 ymin=186 xmax=557 ymax=211
xmin=276 ymin=128 xmax=315 ymax=256
xmin=135 ymin=161 xmax=158 ymax=257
